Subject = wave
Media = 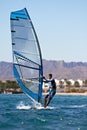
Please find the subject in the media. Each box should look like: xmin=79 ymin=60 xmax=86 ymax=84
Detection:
xmin=62 ymin=104 xmax=87 ymax=109
xmin=16 ymin=101 xmax=55 ymax=110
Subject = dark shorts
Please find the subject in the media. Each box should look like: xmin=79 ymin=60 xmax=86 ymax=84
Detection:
xmin=45 ymin=89 xmax=56 ymax=101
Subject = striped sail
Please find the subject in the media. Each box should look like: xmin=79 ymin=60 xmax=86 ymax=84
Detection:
xmin=10 ymin=8 xmax=43 ymax=103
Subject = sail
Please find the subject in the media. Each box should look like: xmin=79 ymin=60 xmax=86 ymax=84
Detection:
xmin=10 ymin=8 xmax=43 ymax=103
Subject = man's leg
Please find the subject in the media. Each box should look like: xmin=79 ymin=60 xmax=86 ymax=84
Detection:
xmin=46 ymin=97 xmax=51 ymax=107
xmin=44 ymin=94 xmax=49 ymax=108
xmin=44 ymin=97 xmax=47 ymax=108
xmin=46 ymin=91 xmax=56 ymax=107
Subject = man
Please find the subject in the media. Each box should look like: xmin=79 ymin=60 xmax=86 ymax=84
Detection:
xmin=43 ymin=74 xmax=56 ymax=108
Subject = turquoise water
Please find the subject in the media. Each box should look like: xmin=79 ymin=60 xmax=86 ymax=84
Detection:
xmin=0 ymin=94 xmax=87 ymax=130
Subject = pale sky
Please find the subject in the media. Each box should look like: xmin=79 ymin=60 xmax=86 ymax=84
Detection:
xmin=0 ymin=0 xmax=87 ymax=62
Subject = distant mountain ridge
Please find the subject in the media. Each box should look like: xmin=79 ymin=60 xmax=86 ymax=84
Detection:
xmin=0 ymin=61 xmax=14 ymax=81
xmin=0 ymin=60 xmax=87 ymax=80
xmin=43 ymin=60 xmax=87 ymax=80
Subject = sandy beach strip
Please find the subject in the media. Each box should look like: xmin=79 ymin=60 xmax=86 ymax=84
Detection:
xmin=43 ymin=92 xmax=87 ymax=96
xmin=56 ymin=92 xmax=87 ymax=96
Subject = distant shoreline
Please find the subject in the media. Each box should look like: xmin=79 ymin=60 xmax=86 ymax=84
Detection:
xmin=1 ymin=92 xmax=87 ymax=96
xmin=43 ymin=92 xmax=87 ymax=96
xmin=57 ymin=92 xmax=87 ymax=96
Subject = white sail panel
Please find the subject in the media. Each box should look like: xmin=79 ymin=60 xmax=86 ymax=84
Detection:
xmin=11 ymin=15 xmax=40 ymax=65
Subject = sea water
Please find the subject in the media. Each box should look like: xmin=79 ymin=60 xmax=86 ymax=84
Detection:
xmin=0 ymin=94 xmax=87 ymax=130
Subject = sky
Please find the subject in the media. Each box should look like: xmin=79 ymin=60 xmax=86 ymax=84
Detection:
xmin=0 ymin=0 xmax=87 ymax=62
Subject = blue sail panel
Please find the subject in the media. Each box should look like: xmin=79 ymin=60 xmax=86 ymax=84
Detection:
xmin=10 ymin=8 xmax=43 ymax=103
xmin=13 ymin=65 xmax=38 ymax=101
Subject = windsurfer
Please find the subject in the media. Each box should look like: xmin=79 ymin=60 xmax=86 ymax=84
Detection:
xmin=43 ymin=74 xmax=56 ymax=108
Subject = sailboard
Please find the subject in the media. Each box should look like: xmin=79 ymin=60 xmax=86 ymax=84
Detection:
xmin=10 ymin=8 xmax=43 ymax=103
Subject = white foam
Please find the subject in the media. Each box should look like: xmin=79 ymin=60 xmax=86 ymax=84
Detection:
xmin=32 ymin=101 xmax=55 ymax=110
xmin=16 ymin=101 xmax=55 ymax=110
xmin=16 ymin=101 xmax=31 ymax=110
